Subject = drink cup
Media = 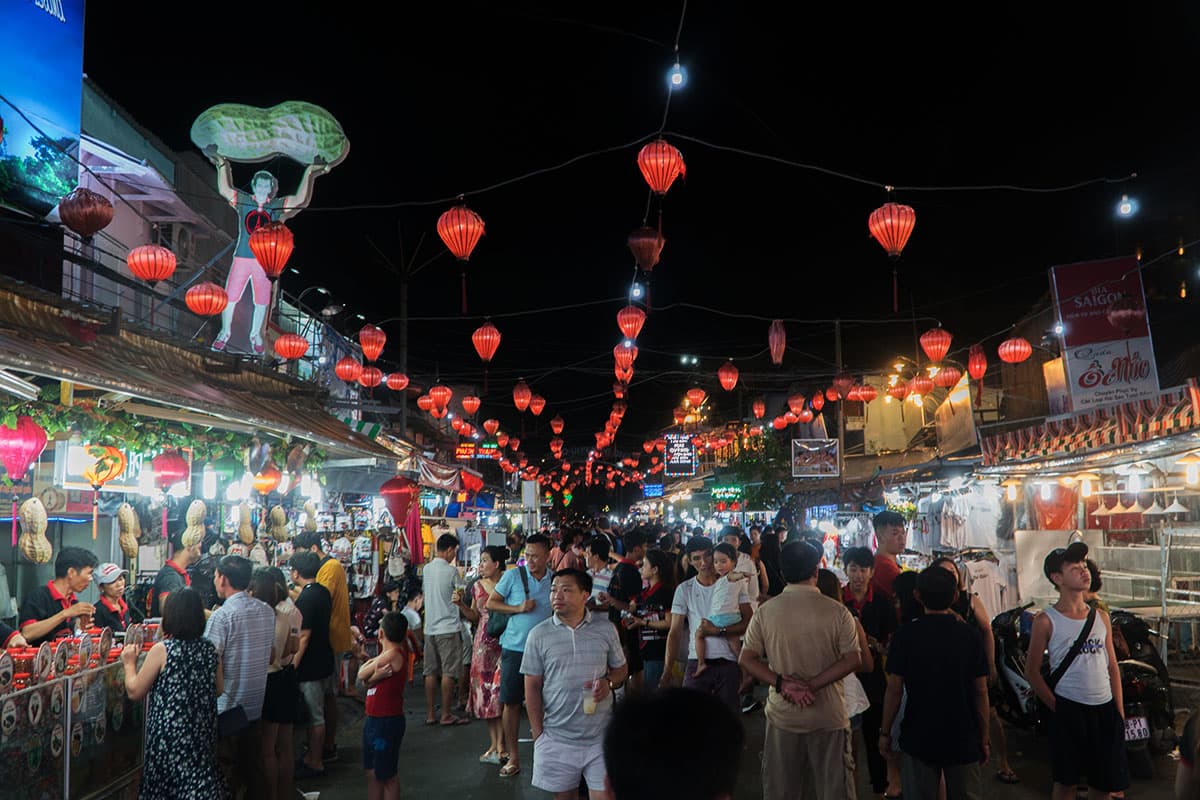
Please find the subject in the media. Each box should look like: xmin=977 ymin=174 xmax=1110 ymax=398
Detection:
xmin=582 ymin=682 xmax=597 ymax=715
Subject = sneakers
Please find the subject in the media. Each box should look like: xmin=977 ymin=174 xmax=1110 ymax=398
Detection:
xmin=741 ymin=697 xmax=763 ymax=714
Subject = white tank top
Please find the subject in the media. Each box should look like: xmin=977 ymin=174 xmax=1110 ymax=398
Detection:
xmin=1044 ymin=606 xmax=1112 ymax=705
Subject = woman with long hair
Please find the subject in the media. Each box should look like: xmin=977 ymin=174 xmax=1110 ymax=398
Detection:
xmin=758 ymin=531 xmax=786 ymax=598
xmin=459 ymin=545 xmax=508 ymax=764
xmin=627 ymin=549 xmax=677 ymax=693
xmin=247 ymin=567 xmax=302 ymax=800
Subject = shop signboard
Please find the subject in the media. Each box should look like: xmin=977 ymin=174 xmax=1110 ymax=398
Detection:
xmin=1050 ymin=256 xmax=1159 ymax=410
xmin=934 ymin=373 xmax=978 ymax=455
xmin=454 ymin=443 xmax=476 ymax=461
xmin=791 ymin=439 xmax=839 ymax=478
xmin=711 ymin=485 xmax=742 ymax=501
xmin=0 ymin=0 xmax=86 ymax=217
xmin=642 ymin=482 xmax=664 ymax=498
xmin=52 ymin=442 xmax=146 ymax=495
xmin=662 ymin=433 xmax=696 ymax=477
xmin=455 ymin=442 xmax=499 ymax=461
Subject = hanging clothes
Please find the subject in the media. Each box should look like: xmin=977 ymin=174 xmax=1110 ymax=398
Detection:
xmin=963 ymin=485 xmax=1002 ymax=548
xmin=964 ymin=559 xmax=1007 ymax=620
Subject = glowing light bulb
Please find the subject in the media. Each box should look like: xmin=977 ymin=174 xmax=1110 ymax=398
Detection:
xmin=1116 ymin=195 xmax=1137 ymax=218
xmin=1053 ymin=322 xmax=1064 ymax=335
xmin=1188 ymin=464 xmax=1199 ymax=486
xmin=1182 ymin=281 xmax=1188 ymax=300
xmin=667 ymin=62 xmax=688 ymax=89
xmin=1081 ymin=478 xmax=1092 ymax=498
xmin=1006 ymin=482 xmax=1018 ymax=502
xmin=202 ymin=463 xmax=217 ymax=501
xmin=1040 ymin=483 xmax=1053 ymax=500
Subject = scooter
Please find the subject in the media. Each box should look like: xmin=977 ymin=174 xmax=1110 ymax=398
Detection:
xmin=991 ymin=602 xmax=1043 ymax=731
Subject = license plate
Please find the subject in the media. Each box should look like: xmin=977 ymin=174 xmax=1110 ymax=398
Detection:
xmin=1124 ymin=716 xmax=1150 ymax=741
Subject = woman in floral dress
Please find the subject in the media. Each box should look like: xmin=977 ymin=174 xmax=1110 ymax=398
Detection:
xmin=461 ymin=545 xmax=506 ymax=764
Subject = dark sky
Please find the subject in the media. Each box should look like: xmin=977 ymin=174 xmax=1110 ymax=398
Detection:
xmin=82 ymin=3 xmax=1200 ymax=454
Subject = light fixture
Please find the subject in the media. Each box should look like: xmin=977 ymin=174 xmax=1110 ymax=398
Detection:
xmin=1001 ymin=478 xmax=1021 ymax=502
xmin=320 ymin=302 xmax=345 ymax=318
xmin=1092 ymin=500 xmax=1111 ymax=517
xmin=888 ymin=375 xmax=900 ymax=386
xmin=1182 ymin=281 xmax=1188 ymax=300
xmin=1040 ymin=483 xmax=1053 ymax=500
xmin=927 ymin=365 xmax=940 ymax=378
xmin=1115 ymin=194 xmax=1138 ymax=218
xmin=1058 ymin=476 xmax=1076 ymax=487
xmin=202 ymin=463 xmax=217 ymax=501
xmin=893 ymin=362 xmax=905 ymax=371
xmin=1077 ymin=472 xmax=1100 ymax=498
xmin=667 ymin=62 xmax=688 ymax=89
xmin=1053 ymin=321 xmax=1065 ymax=336
xmin=1144 ymin=498 xmax=1167 ymax=515
xmin=1127 ymin=498 xmax=1146 ymax=514
xmin=1166 ymin=496 xmax=1190 ymax=515
xmin=630 ymin=282 xmax=645 ymax=300
xmin=1178 ymin=453 xmax=1200 ymax=486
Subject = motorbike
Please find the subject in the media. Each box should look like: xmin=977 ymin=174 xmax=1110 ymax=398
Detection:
xmin=991 ymin=602 xmax=1043 ymax=731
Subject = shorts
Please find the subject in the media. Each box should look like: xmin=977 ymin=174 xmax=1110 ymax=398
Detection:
xmin=707 ymin=612 xmax=742 ymax=629
xmin=423 ymin=633 xmax=463 ymax=678
xmin=363 ymin=715 xmax=406 ymax=782
xmin=532 ymin=731 xmax=607 ymax=792
xmin=299 ymin=679 xmax=326 ymax=727
xmin=225 ymin=255 xmax=270 ymax=305
xmin=262 ymin=667 xmax=300 ymax=724
xmin=461 ymin=625 xmax=473 ymax=668
xmin=1050 ymin=695 xmax=1130 ymax=792
xmin=499 ymin=649 xmax=525 ymax=705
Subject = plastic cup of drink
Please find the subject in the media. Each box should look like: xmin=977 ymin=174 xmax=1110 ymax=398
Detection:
xmin=582 ymin=682 xmax=597 ymax=715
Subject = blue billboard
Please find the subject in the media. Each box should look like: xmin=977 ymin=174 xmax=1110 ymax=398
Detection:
xmin=0 ymin=0 xmax=86 ymax=216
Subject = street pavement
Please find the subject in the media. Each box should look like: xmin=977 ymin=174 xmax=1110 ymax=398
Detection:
xmin=298 ymin=685 xmax=1183 ymax=799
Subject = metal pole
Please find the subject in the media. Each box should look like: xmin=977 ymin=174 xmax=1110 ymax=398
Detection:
xmin=399 ymin=275 xmax=409 ymax=440
xmin=835 ymin=319 xmax=845 ymax=485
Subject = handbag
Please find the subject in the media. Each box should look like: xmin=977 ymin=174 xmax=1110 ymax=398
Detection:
xmin=486 ymin=567 xmax=529 ymax=639
xmin=217 ymin=704 xmax=249 ymax=738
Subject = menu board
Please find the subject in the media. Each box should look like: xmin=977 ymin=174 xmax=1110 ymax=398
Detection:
xmin=663 ymin=433 xmax=696 ymax=477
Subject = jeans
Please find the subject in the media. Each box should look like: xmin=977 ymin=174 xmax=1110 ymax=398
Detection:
xmin=642 ymin=659 xmax=665 ymax=693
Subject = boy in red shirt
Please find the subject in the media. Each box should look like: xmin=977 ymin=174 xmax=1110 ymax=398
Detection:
xmin=357 ymin=611 xmax=410 ymax=800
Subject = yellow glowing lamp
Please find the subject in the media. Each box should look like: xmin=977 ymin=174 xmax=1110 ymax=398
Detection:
xmin=1001 ymin=478 xmax=1022 ymax=502
xmin=1178 ymin=453 xmax=1200 ymax=486
xmin=1075 ymin=472 xmax=1101 ymax=498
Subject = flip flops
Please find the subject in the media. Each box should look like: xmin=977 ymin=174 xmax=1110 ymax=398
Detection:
xmin=440 ymin=715 xmax=470 ymax=726
xmin=499 ymin=764 xmax=521 ymax=777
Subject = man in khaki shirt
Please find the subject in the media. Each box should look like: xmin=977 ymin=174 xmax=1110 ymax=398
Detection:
xmin=741 ymin=539 xmax=861 ymax=800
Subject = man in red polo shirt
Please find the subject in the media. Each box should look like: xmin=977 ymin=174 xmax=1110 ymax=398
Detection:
xmin=20 ymin=547 xmax=98 ymax=645
xmin=871 ymin=510 xmax=908 ymax=597
xmin=150 ymin=534 xmax=201 ymax=616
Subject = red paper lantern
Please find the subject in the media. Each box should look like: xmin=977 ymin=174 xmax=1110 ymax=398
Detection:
xmin=248 ymin=221 xmax=294 ymax=278
xmin=811 ymin=392 xmax=825 ymax=412
xmin=529 ymin=395 xmax=546 ymax=417
xmin=151 ymin=450 xmax=189 ymax=493
xmin=273 ymin=333 xmax=309 ymax=360
xmin=617 ymin=305 xmax=647 ymax=340
xmin=461 ymin=395 xmax=481 ymax=416
xmin=637 ymin=138 xmax=686 ymax=195
xmin=909 ymin=374 xmax=934 ymax=397
xmin=335 ymin=357 xmax=362 ymax=383
xmin=359 ymin=325 xmax=387 ymax=362
xmin=798 ymin=408 xmax=814 ymax=424
xmin=656 ymin=439 xmax=666 ymax=452
xmin=784 ymin=411 xmax=799 ymax=424
xmin=718 ymin=361 xmax=739 ymax=391
xmin=550 ymin=415 xmax=565 ymax=435
xmin=417 ymin=394 xmax=434 ymax=411
xmin=483 ymin=419 xmax=500 ymax=436
xmin=627 ymin=227 xmax=666 ymax=272
xmin=0 ymin=416 xmax=47 ymax=480
xmin=358 ymin=367 xmax=383 ymax=388
xmin=252 ymin=465 xmax=282 ymax=496
xmin=673 ymin=407 xmax=687 ymax=425
xmin=919 ymin=327 xmax=952 ymax=363
xmin=833 ymin=373 xmax=854 ymax=399
xmin=496 ymin=432 xmax=510 ymax=448
xmin=386 ymin=373 xmax=410 ymax=392
xmin=472 ymin=321 xmax=501 ymax=363
xmin=430 ymin=406 xmax=448 ymax=420
xmin=772 ymin=416 xmax=788 ymax=430
xmin=642 ymin=440 xmax=654 ymax=454
xmin=868 ymin=202 xmax=916 ymax=258
xmin=185 ymin=282 xmax=228 ymax=316
xmin=437 ymin=204 xmax=485 ymax=261
xmin=933 ymin=366 xmax=962 ymax=389
xmin=1106 ymin=295 xmax=1145 ymax=334
xmin=858 ymin=385 xmax=879 ymax=403
xmin=513 ymin=380 xmax=532 ymax=412
xmin=429 ymin=384 xmax=453 ymax=410
xmin=613 ymin=382 xmax=627 ymax=399
xmin=888 ymin=383 xmax=910 ymax=401
xmin=127 ymin=244 xmax=176 ymax=285
xmin=846 ymin=385 xmax=863 ymax=402
xmin=784 ymin=393 xmax=804 ymax=415
xmin=686 ymin=387 xmax=706 ymax=407
xmin=768 ymin=320 xmax=786 ymax=366
xmin=613 ymin=344 xmax=638 ymax=371
xmin=751 ymin=398 xmax=766 ymax=419
xmin=58 ymin=187 xmax=114 ymax=239
xmin=380 ymin=476 xmax=419 ymax=526
xmin=998 ymin=337 xmax=1032 ymax=364
xmin=509 ymin=437 xmax=521 ymax=451
xmin=451 ymin=417 xmax=464 ymax=432
xmin=968 ymin=344 xmax=988 ymax=381
xmin=826 ymin=386 xmax=839 ymax=403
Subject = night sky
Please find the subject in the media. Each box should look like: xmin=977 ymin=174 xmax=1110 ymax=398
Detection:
xmin=82 ymin=3 xmax=1200 ymax=455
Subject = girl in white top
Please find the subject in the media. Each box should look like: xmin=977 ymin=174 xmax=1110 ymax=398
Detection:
xmin=694 ymin=543 xmax=747 ymax=676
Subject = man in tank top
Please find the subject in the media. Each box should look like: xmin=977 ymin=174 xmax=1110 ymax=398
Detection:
xmin=1025 ymin=542 xmax=1128 ymax=800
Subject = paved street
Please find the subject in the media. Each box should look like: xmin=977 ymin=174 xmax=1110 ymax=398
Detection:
xmin=298 ymin=685 xmax=1184 ymax=799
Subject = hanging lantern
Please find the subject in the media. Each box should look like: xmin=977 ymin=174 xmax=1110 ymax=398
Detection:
xmin=642 ymin=440 xmax=654 ymax=454
xmin=613 ymin=382 xmax=627 ymax=399
xmin=637 ymin=138 xmax=686 ymax=195
xmin=549 ymin=437 xmax=564 ymax=451
xmin=833 ymin=373 xmax=854 ymax=399
xmin=483 ymin=419 xmax=500 ymax=436
xmin=909 ymin=374 xmax=934 ymax=397
xmin=273 ymin=333 xmax=309 ymax=360
xmin=83 ymin=446 xmax=126 ymax=489
xmin=472 ymin=321 xmax=502 ymax=363
xmin=496 ymin=432 xmax=510 ymax=448
xmin=868 ymin=202 xmax=916 ymax=258
xmin=247 ymin=221 xmax=294 ymax=278
xmin=58 ymin=187 xmax=114 ymax=239
xmin=998 ymin=337 xmax=1033 ymax=364
xmin=513 ymin=380 xmax=532 ymax=412
xmin=686 ymin=387 xmax=706 ymax=407
xmin=888 ymin=383 xmax=910 ymax=401
xmin=1107 ymin=296 xmax=1145 ymax=334
xmin=253 ymin=465 xmax=282 ymax=495
xmin=784 ymin=411 xmax=799 ymax=424
xmin=768 ymin=320 xmax=786 ymax=365
xmin=617 ymin=305 xmax=647 ymax=340
xmin=429 ymin=384 xmax=453 ymax=410
xmin=126 ymin=244 xmax=177 ymax=285
xmin=451 ymin=417 xmax=464 ymax=432
xmin=335 ymin=357 xmax=362 ymax=383
xmin=185 ymin=282 xmax=228 ymax=317
xmin=656 ymin=439 xmax=666 ymax=452
xmin=616 ymin=366 xmax=634 ymax=384
xmin=613 ymin=344 xmax=637 ymax=371
xmin=550 ymin=415 xmax=565 ymax=435
xmin=751 ymin=398 xmax=766 ymax=419
xmin=509 ymin=437 xmax=521 ymax=451
xmin=919 ymin=327 xmax=953 ymax=362
xmin=798 ymin=408 xmax=814 ymax=424
xmin=386 ymin=373 xmax=410 ymax=392
xmin=933 ymin=365 xmax=962 ymax=389
xmin=380 ymin=476 xmax=419 ymax=527
xmin=826 ymin=386 xmax=839 ymax=403
xmin=0 ymin=416 xmax=47 ymax=482
xmin=358 ymin=367 xmax=383 ymax=388
xmin=673 ymin=407 xmax=687 ymax=425
xmin=627 ymin=227 xmax=666 ymax=272
xmin=858 ymin=385 xmax=879 ymax=403
xmin=457 ymin=395 xmax=479 ymax=417
xmin=811 ymin=392 xmax=825 ymax=412
xmin=787 ymin=393 xmax=806 ymax=415
xmin=846 ymin=385 xmax=864 ymax=402
xmin=968 ymin=345 xmax=988 ymax=382
xmin=416 ymin=394 xmax=434 ymax=411
xmin=151 ymin=450 xmax=189 ymax=492
xmin=437 ymin=204 xmax=485 ymax=261
xmin=430 ymin=406 xmax=448 ymax=420
xmin=772 ymin=416 xmax=788 ymax=430
xmin=612 ymin=399 xmax=628 ymax=417
xmin=359 ymin=324 xmax=387 ymax=362
xmin=529 ymin=395 xmax=546 ymax=417
xmin=717 ymin=361 xmax=739 ymax=391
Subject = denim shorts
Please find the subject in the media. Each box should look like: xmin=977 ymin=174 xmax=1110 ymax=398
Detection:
xmin=363 ymin=715 xmax=406 ymax=781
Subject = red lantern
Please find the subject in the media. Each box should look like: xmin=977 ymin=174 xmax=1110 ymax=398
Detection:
xmin=335 ymin=357 xmax=362 ymax=383
xmin=380 ymin=476 xmax=419 ymax=527
xmin=431 ymin=406 xmax=448 ymax=420
xmin=772 ymin=416 xmax=788 ymax=430
xmin=472 ymin=321 xmax=501 ymax=363
xmin=613 ymin=382 xmax=627 ymax=399
xmin=718 ymin=361 xmax=739 ymax=391
xmin=429 ymin=384 xmax=453 ymax=410
xmin=858 ymin=385 xmax=879 ymax=403
xmin=787 ymin=393 xmax=805 ymax=415
xmin=686 ymin=387 xmax=706 ymax=407
xmin=359 ymin=325 xmax=387 ymax=362
xmin=461 ymin=395 xmax=481 ymax=416
xmin=151 ymin=450 xmax=189 ymax=493
xmin=437 ymin=204 xmax=485 ymax=261
xmin=798 ymin=408 xmax=814 ymax=424
xmin=642 ymin=440 xmax=654 ymax=454
xmin=968 ymin=344 xmax=988 ymax=381
xmin=846 ymin=385 xmax=863 ymax=402
xmin=273 ymin=333 xmax=309 ymax=360
xmin=888 ymin=383 xmax=910 ymax=401
xmin=513 ymin=380 xmax=532 ymax=412
xmin=637 ymin=138 xmax=686 ymax=195
xmin=127 ymin=244 xmax=176 ymax=285
xmin=826 ymin=386 xmax=839 ymax=403
xmin=417 ymin=395 xmax=434 ymax=411
xmin=617 ymin=305 xmax=647 ymax=340
xmin=811 ymin=392 xmax=825 ymax=412
xmin=358 ymin=367 xmax=383 ymax=388
xmin=550 ymin=437 xmax=564 ymax=451
xmin=58 ymin=187 xmax=114 ymax=239
xmin=768 ymin=320 xmax=786 ymax=366
xmin=529 ymin=395 xmax=546 ymax=417
xmin=998 ymin=337 xmax=1032 ymax=364
xmin=386 ymin=373 xmax=410 ymax=392
xmin=933 ymin=366 xmax=962 ymax=389
xmin=919 ymin=327 xmax=952 ymax=363
xmin=833 ymin=373 xmax=854 ymax=399
xmin=784 ymin=411 xmax=799 ymax=424
xmin=0 ymin=416 xmax=47 ymax=481
xmin=613 ymin=344 xmax=637 ymax=371
xmin=185 ymin=282 xmax=228 ymax=316
xmin=451 ymin=417 xmax=464 ymax=432
xmin=627 ymin=227 xmax=666 ymax=272
xmin=248 ymin=221 xmax=294 ymax=278
xmin=868 ymin=202 xmax=916 ymax=258
xmin=509 ymin=437 xmax=521 ymax=451
xmin=673 ymin=407 xmax=687 ymax=425
xmin=496 ymin=432 xmax=510 ymax=448
xmin=616 ymin=366 xmax=634 ymax=384
xmin=550 ymin=415 xmax=565 ymax=435
xmin=1106 ymin=295 xmax=1145 ymax=334
xmin=751 ymin=398 xmax=766 ymax=419
xmin=909 ymin=374 xmax=934 ymax=397
xmin=656 ymin=439 xmax=666 ymax=453
xmin=613 ymin=401 xmax=628 ymax=418
xmin=483 ymin=419 xmax=500 ymax=436
xmin=253 ymin=465 xmax=282 ymax=496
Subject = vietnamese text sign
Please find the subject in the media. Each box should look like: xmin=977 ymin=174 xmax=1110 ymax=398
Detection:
xmin=791 ymin=439 xmax=839 ymax=478
xmin=662 ymin=433 xmax=696 ymax=477
xmin=1051 ymin=256 xmax=1159 ymax=409
xmin=642 ymin=483 xmax=664 ymax=498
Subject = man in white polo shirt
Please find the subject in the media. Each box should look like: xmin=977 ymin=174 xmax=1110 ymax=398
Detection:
xmin=523 ymin=568 xmax=628 ymax=799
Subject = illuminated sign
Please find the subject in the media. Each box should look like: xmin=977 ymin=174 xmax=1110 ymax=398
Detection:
xmin=663 ymin=433 xmax=696 ymax=477
xmin=711 ymin=485 xmax=742 ymax=501
xmin=455 ymin=443 xmax=477 ymax=461
xmin=643 ymin=483 xmax=664 ymax=498
xmin=52 ymin=441 xmax=147 ymax=494
xmin=455 ymin=441 xmax=499 ymax=461
xmin=476 ymin=441 xmax=500 ymax=460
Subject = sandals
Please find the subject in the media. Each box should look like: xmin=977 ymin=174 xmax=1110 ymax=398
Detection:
xmin=440 ymin=715 xmax=470 ymax=726
xmin=499 ymin=763 xmax=521 ymax=777
xmin=479 ymin=751 xmax=503 ymax=765
xmin=995 ymin=769 xmax=1020 ymax=784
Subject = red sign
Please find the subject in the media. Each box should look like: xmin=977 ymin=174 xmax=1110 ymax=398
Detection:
xmin=1051 ymin=256 xmax=1148 ymax=347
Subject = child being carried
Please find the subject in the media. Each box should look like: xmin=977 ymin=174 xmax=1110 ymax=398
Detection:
xmin=694 ymin=542 xmax=753 ymax=676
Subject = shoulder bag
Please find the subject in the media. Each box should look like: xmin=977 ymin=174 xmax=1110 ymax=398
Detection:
xmin=1044 ymin=606 xmax=1098 ymax=692
xmin=485 ymin=566 xmax=530 ymax=640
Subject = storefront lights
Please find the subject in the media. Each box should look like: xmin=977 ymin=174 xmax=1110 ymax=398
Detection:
xmin=1077 ymin=472 xmax=1100 ymax=498
xmin=1178 ymin=453 xmax=1200 ymax=486
xmin=1001 ymin=478 xmax=1021 ymax=502
xmin=278 ymin=472 xmax=291 ymax=496
xmin=1040 ymin=483 xmax=1053 ymax=500
xmin=202 ymin=463 xmax=217 ymax=501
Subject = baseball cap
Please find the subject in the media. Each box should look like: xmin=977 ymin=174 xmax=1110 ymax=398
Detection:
xmin=1043 ymin=541 xmax=1089 ymax=581
xmin=96 ymin=563 xmax=127 ymax=585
